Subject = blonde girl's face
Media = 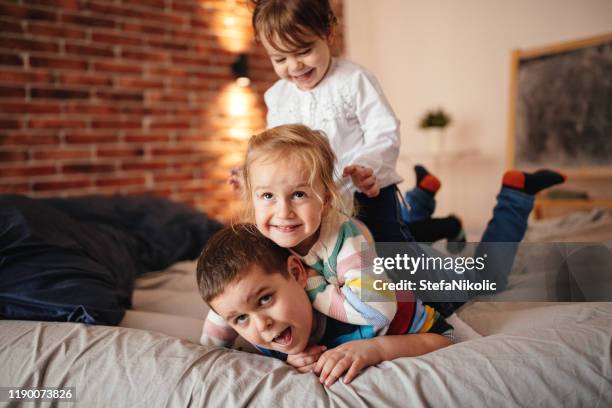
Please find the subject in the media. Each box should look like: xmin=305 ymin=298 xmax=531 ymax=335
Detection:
xmin=261 ymin=32 xmax=332 ymax=91
xmin=249 ymin=158 xmax=327 ymax=255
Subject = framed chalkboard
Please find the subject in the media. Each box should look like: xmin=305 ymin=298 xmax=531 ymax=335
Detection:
xmin=506 ymin=34 xmax=612 ymax=177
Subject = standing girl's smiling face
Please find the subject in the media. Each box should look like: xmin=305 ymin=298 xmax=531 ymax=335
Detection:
xmin=250 ymin=157 xmax=328 ymax=255
xmin=261 ymin=32 xmax=332 ymax=91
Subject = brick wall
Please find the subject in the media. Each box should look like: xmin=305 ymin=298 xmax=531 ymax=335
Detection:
xmin=0 ymin=0 xmax=344 ymax=222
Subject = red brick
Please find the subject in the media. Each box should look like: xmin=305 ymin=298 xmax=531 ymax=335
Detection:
xmin=147 ymin=38 xmax=189 ymax=52
xmin=57 ymin=73 xmax=113 ymax=87
xmin=172 ymin=1 xmax=198 ymax=14
xmin=119 ymin=106 xmax=167 ymax=115
xmin=62 ymin=163 xmax=116 ymax=174
xmin=2 ymin=37 xmax=60 ymax=53
xmin=113 ymin=78 xmax=164 ymax=89
xmin=0 ymin=149 xmax=28 ymax=162
xmin=61 ymin=12 xmax=115 ymax=28
xmin=32 ymin=149 xmax=92 ymax=160
xmin=30 ymin=56 xmax=88 ymax=71
xmin=20 ymin=0 xmax=79 ymax=11
xmin=0 ymin=20 xmax=24 ymax=35
xmin=1 ymin=165 xmax=56 ymax=177
xmin=0 ymin=182 xmax=30 ymax=193
xmin=146 ymin=92 xmax=189 ymax=104
xmin=148 ymin=66 xmax=188 ymax=77
xmin=120 ymin=48 xmax=169 ymax=62
xmin=124 ymin=133 xmax=169 ymax=143
xmin=92 ymin=61 xmax=142 ymax=74
xmin=121 ymin=22 xmax=166 ymax=36
xmin=1 ymin=132 xmax=60 ymax=146
xmin=30 ymin=87 xmax=90 ymax=100
xmin=64 ymin=133 xmax=119 ymax=144
xmin=96 ymin=147 xmax=145 ymax=158
xmin=63 ymin=103 xmax=118 ymax=114
xmin=0 ymin=102 xmax=61 ymax=114
xmin=150 ymin=120 xmax=191 ymax=130
xmin=154 ymin=171 xmax=194 ymax=183
xmin=28 ymin=118 xmax=87 ymax=129
xmin=0 ymin=86 xmax=26 ymax=98
xmin=33 ymin=179 xmax=93 ymax=191
xmin=64 ymin=43 xmax=114 ymax=58
xmin=0 ymin=53 xmax=24 ymax=67
xmin=94 ymin=90 xmax=144 ymax=102
xmin=96 ymin=176 xmax=146 ymax=187
xmin=0 ymin=70 xmax=52 ymax=83
xmin=121 ymin=160 xmax=168 ymax=171
xmin=0 ymin=119 xmax=22 ymax=129
xmin=28 ymin=21 xmax=86 ymax=39
xmin=91 ymin=32 xmax=143 ymax=47
xmin=91 ymin=119 xmax=142 ymax=129
xmin=151 ymin=146 xmax=195 ymax=156
xmin=122 ymin=0 xmax=166 ymax=9
xmin=0 ymin=4 xmax=58 ymax=22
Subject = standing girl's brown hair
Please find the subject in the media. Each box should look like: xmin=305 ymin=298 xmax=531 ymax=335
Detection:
xmin=250 ymin=0 xmax=337 ymax=51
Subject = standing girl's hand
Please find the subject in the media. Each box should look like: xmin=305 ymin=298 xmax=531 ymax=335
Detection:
xmin=343 ymin=165 xmax=380 ymax=198
xmin=286 ymin=345 xmax=327 ymax=373
xmin=313 ymin=339 xmax=383 ymax=386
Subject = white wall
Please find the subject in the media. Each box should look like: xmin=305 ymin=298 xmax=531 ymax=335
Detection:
xmin=345 ymin=0 xmax=612 ymax=235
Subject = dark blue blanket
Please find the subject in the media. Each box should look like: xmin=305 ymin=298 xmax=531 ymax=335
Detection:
xmin=0 ymin=194 xmax=223 ymax=325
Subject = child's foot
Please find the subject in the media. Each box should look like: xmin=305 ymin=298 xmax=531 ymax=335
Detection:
xmin=415 ymin=164 xmax=441 ymax=196
xmin=502 ymin=169 xmax=566 ymax=195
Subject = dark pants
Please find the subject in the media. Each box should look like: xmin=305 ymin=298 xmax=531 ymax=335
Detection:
xmin=355 ymin=185 xmax=415 ymax=243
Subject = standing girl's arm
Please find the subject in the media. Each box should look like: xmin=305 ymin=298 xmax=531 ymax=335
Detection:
xmin=347 ymin=69 xmax=401 ymax=183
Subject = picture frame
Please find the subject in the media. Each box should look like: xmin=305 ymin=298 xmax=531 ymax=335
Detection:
xmin=506 ymin=33 xmax=612 ymax=179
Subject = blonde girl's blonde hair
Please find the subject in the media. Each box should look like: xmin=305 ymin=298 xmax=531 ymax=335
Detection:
xmin=250 ymin=0 xmax=337 ymax=52
xmin=241 ymin=124 xmax=348 ymax=222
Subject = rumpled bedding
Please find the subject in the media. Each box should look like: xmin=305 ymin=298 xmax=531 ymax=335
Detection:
xmin=0 ymin=194 xmax=222 ymax=325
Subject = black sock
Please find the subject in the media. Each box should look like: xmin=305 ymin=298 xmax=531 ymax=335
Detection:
xmin=414 ymin=164 xmax=441 ymax=196
xmin=503 ymin=169 xmax=566 ymax=195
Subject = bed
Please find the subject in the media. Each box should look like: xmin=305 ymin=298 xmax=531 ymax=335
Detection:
xmin=1 ymin=196 xmax=611 ymax=407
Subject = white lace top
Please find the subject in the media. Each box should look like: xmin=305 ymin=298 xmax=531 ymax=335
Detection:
xmin=264 ymin=58 xmax=404 ymax=206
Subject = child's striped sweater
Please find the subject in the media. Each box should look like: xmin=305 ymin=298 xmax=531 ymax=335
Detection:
xmin=200 ymin=211 xmax=398 ymax=347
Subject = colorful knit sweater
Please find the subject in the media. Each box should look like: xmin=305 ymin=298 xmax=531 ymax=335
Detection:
xmin=200 ymin=211 xmax=398 ymax=347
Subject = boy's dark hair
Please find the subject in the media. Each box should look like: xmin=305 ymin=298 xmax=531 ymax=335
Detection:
xmin=196 ymin=224 xmax=291 ymax=303
xmin=251 ymin=0 xmax=337 ymax=51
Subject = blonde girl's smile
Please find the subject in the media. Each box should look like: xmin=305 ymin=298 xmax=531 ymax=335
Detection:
xmin=250 ymin=158 xmax=328 ymax=255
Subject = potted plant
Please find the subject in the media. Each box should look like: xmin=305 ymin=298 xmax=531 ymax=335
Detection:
xmin=419 ymin=108 xmax=452 ymax=155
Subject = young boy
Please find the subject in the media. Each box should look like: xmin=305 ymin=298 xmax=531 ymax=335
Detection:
xmin=197 ymin=224 xmax=453 ymax=387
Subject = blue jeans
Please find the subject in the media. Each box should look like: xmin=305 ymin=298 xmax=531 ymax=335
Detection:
xmin=404 ymin=186 xmax=533 ymax=242
xmin=389 ymin=186 xmax=534 ymax=315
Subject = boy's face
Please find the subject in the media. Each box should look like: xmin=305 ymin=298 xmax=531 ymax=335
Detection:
xmin=250 ymin=158 xmax=327 ymax=255
xmin=261 ymin=32 xmax=332 ymax=91
xmin=208 ymin=256 xmax=314 ymax=355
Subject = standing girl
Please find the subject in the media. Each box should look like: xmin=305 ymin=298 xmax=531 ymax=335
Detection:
xmin=250 ymin=0 xmax=414 ymax=243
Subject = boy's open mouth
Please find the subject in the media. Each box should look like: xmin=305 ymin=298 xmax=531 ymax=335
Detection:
xmin=273 ymin=327 xmax=293 ymax=346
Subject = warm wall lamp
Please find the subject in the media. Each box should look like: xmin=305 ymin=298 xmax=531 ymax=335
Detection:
xmin=231 ymin=53 xmax=250 ymax=87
